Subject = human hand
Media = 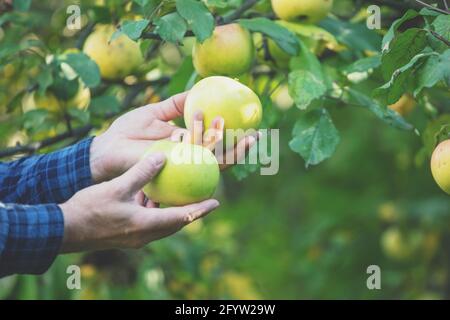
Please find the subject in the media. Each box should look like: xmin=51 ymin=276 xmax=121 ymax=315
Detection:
xmin=89 ymin=92 xmax=188 ymax=183
xmin=174 ymin=112 xmax=261 ymax=171
xmin=59 ymin=153 xmax=220 ymax=253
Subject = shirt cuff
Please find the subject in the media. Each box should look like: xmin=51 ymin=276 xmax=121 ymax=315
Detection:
xmin=59 ymin=136 xmax=94 ymax=198
xmin=0 ymin=203 xmax=64 ymax=277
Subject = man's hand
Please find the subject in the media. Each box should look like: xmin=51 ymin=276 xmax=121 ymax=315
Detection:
xmin=59 ymin=153 xmax=220 ymax=253
xmin=89 ymin=93 xmax=188 ymax=183
xmin=174 ymin=111 xmax=261 ymax=170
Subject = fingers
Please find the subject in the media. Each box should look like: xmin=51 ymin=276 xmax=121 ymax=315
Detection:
xmin=191 ymin=111 xmax=204 ymax=145
xmin=219 ymin=131 xmax=261 ymax=170
xmin=171 ymin=128 xmax=190 ymax=143
xmin=152 ymin=92 xmax=188 ymax=121
xmin=204 ymin=117 xmax=224 ymax=150
xmin=149 ymin=199 xmax=220 ymax=229
xmin=112 ymin=153 xmax=166 ymax=196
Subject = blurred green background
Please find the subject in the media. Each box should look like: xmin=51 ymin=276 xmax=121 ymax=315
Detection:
xmin=1 ymin=0 xmax=450 ymax=299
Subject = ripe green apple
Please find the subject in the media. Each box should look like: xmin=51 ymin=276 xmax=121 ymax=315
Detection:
xmin=83 ymin=24 xmax=143 ymax=80
xmin=193 ymin=24 xmax=255 ymax=78
xmin=431 ymin=140 xmax=450 ymax=194
xmin=271 ymin=0 xmax=334 ymax=24
xmin=143 ymin=141 xmax=220 ymax=206
xmin=184 ymin=76 xmax=262 ymax=146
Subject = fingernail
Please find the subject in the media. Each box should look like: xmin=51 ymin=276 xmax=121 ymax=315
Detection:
xmin=194 ymin=111 xmax=203 ymax=121
xmin=149 ymin=152 xmax=166 ymax=167
xmin=203 ymin=199 xmax=220 ymax=211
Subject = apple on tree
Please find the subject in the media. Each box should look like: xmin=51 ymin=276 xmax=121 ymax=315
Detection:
xmin=83 ymin=24 xmax=144 ymax=80
xmin=192 ymin=23 xmax=255 ymax=78
xmin=431 ymin=139 xmax=450 ymax=195
xmin=184 ymin=76 xmax=263 ymax=148
xmin=271 ymin=0 xmax=334 ymax=24
xmin=142 ymin=140 xmax=220 ymax=206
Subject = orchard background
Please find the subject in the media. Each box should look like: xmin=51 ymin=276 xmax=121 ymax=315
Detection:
xmin=0 ymin=0 xmax=450 ymax=299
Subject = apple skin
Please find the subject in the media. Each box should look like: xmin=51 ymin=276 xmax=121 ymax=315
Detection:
xmin=142 ymin=141 xmax=220 ymax=206
xmin=271 ymin=0 xmax=333 ymax=24
xmin=83 ymin=24 xmax=143 ymax=80
xmin=193 ymin=24 xmax=254 ymax=78
xmin=431 ymin=140 xmax=450 ymax=195
xmin=184 ymin=76 xmax=262 ymax=146
xmin=388 ymin=94 xmax=416 ymax=116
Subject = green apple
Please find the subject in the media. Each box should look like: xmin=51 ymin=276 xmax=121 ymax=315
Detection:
xmin=271 ymin=84 xmax=294 ymax=111
xmin=431 ymin=140 xmax=450 ymax=194
xmin=193 ymin=23 xmax=255 ymax=78
xmin=271 ymin=0 xmax=333 ymax=24
xmin=143 ymin=141 xmax=220 ymax=206
xmin=184 ymin=76 xmax=262 ymax=146
xmin=83 ymin=24 xmax=143 ymax=80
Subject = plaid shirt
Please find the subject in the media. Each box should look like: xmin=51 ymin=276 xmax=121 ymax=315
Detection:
xmin=0 ymin=137 xmax=94 ymax=277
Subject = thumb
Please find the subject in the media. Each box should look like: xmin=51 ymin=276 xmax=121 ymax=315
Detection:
xmin=112 ymin=152 xmax=166 ymax=196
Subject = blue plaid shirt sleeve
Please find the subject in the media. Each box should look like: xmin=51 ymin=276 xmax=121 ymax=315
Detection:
xmin=0 ymin=202 xmax=64 ymax=277
xmin=0 ymin=137 xmax=94 ymax=277
xmin=0 ymin=137 xmax=94 ymax=204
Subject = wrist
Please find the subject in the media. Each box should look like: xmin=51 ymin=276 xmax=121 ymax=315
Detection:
xmin=89 ymin=135 xmax=108 ymax=183
xmin=59 ymin=201 xmax=80 ymax=253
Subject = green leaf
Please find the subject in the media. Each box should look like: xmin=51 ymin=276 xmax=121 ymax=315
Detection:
xmin=430 ymin=15 xmax=450 ymax=52
xmin=67 ymin=108 xmax=90 ymax=125
xmin=22 ymin=109 xmax=50 ymax=131
xmin=342 ymin=55 xmax=381 ymax=74
xmin=205 ymin=0 xmax=228 ymax=8
xmin=168 ymin=57 xmax=195 ymax=96
xmin=239 ymin=18 xmax=300 ymax=56
xmin=382 ymin=10 xmax=419 ymax=50
xmin=117 ymin=19 xmax=150 ymax=41
xmin=381 ymin=28 xmax=428 ymax=81
xmin=49 ymin=75 xmax=79 ymax=101
xmin=63 ymin=53 xmax=101 ymax=88
xmin=422 ymin=114 xmax=450 ymax=156
xmin=290 ymin=41 xmax=323 ymax=78
xmin=347 ymin=88 xmax=413 ymax=130
xmin=0 ymin=39 xmax=44 ymax=61
xmin=176 ymin=0 xmax=214 ymax=43
xmin=277 ymin=21 xmax=339 ymax=51
xmin=288 ymin=70 xmax=327 ymax=110
xmin=154 ymin=12 xmax=187 ymax=44
xmin=375 ymin=49 xmax=436 ymax=104
xmin=89 ymin=95 xmax=121 ymax=116
xmin=319 ymin=17 xmax=381 ymax=52
xmin=415 ymin=49 xmax=450 ymax=96
xmin=13 ymin=0 xmax=32 ymax=12
xmin=36 ymin=67 xmax=53 ymax=96
xmin=289 ymin=108 xmax=340 ymax=167
xmin=133 ymin=0 xmax=150 ymax=7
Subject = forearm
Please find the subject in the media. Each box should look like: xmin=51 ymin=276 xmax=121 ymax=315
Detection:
xmin=0 ymin=137 xmax=94 ymax=204
xmin=0 ymin=202 xmax=64 ymax=278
